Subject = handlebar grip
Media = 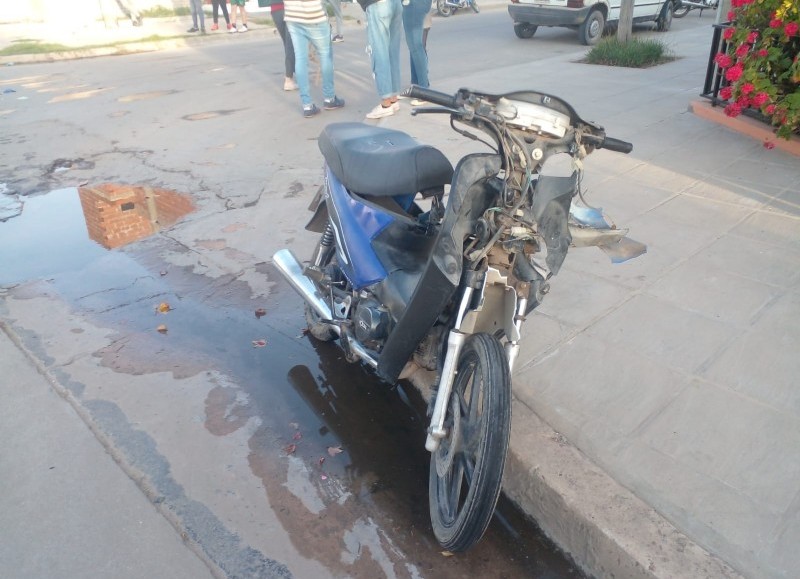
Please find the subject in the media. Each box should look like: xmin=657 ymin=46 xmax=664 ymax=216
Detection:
xmin=601 ymin=136 xmax=633 ymax=154
xmin=402 ymin=85 xmax=457 ymax=109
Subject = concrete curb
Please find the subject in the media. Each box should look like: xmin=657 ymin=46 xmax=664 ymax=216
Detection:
xmin=504 ymin=400 xmax=744 ymax=579
xmin=407 ymin=367 xmax=743 ymax=578
xmin=690 ymin=99 xmax=800 ymax=157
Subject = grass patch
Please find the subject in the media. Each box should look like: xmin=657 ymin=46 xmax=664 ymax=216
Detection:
xmin=141 ymin=6 xmax=190 ymax=18
xmin=0 ymin=41 xmax=72 ymax=56
xmin=0 ymin=36 xmax=178 ymax=56
xmin=584 ymin=37 xmax=674 ymax=68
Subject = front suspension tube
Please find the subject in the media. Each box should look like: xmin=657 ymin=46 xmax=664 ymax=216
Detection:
xmin=425 ymin=287 xmax=474 ymax=452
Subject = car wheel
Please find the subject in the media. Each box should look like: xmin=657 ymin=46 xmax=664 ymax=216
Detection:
xmin=656 ymin=0 xmax=673 ymax=31
xmin=578 ymin=9 xmax=605 ymax=45
xmin=514 ymin=22 xmax=538 ymax=39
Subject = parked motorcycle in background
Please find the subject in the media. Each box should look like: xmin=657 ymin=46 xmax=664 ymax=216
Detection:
xmin=673 ymin=0 xmax=718 ymax=18
xmin=437 ymin=0 xmax=479 ymax=17
xmin=273 ymin=84 xmax=645 ymax=551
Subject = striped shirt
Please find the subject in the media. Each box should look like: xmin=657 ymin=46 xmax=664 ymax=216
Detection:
xmin=284 ymin=0 xmax=328 ymax=24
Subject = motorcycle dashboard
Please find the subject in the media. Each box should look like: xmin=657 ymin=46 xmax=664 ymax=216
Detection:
xmin=461 ymin=88 xmax=601 ymax=137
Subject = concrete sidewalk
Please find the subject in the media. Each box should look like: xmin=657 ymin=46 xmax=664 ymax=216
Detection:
xmin=1 ymin=7 xmax=799 ymax=579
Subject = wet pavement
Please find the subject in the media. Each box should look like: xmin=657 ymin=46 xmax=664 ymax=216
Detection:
xmin=0 ymin=184 xmax=583 ymax=577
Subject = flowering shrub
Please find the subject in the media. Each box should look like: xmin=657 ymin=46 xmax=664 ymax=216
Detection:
xmin=713 ymin=0 xmax=799 ymax=139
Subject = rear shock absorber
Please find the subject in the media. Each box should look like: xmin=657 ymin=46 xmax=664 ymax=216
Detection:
xmin=313 ymin=222 xmax=336 ymax=267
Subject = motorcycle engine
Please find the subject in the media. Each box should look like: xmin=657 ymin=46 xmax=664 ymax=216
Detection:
xmin=354 ymin=298 xmax=391 ymax=351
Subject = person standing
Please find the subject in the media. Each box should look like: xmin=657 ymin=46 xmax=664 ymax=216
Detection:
xmin=268 ymin=0 xmax=298 ymax=90
xmin=402 ymin=0 xmax=432 ymax=93
xmin=358 ymin=0 xmax=403 ymax=119
xmin=187 ymin=0 xmax=206 ymax=33
xmin=324 ymin=0 xmax=345 ymax=43
xmin=285 ymin=0 xmax=345 ymax=117
xmin=210 ymin=0 xmax=232 ymax=31
xmin=230 ymin=0 xmax=249 ymax=32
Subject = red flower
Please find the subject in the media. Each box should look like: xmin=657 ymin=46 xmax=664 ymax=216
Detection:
xmin=751 ymin=92 xmax=769 ymax=107
xmin=723 ymin=27 xmax=736 ymax=39
xmin=740 ymin=83 xmax=755 ymax=95
xmin=735 ymin=43 xmax=750 ymax=58
xmin=725 ymin=64 xmax=744 ymax=82
xmin=727 ymin=10 xmax=736 ymax=20
xmin=736 ymin=95 xmax=751 ymax=108
xmin=763 ymin=140 xmax=775 ymax=150
xmin=769 ymin=18 xmax=782 ymax=28
xmin=786 ymin=22 xmax=799 ymax=37
xmin=719 ymin=86 xmax=733 ymax=100
xmin=724 ymin=103 xmax=743 ymax=117
xmin=715 ymin=53 xmax=733 ymax=68
xmin=757 ymin=49 xmax=769 ymax=58
xmin=747 ymin=31 xmax=758 ymax=44
xmin=765 ymin=104 xmax=776 ymax=114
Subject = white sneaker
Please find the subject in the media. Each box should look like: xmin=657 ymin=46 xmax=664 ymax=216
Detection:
xmin=284 ymin=77 xmax=298 ymax=91
xmin=229 ymin=25 xmax=237 ymax=33
xmin=392 ymin=102 xmax=400 ymax=111
xmin=239 ymin=24 xmax=248 ymax=32
xmin=366 ymin=104 xmax=396 ymax=119
xmin=410 ymin=98 xmax=426 ymax=106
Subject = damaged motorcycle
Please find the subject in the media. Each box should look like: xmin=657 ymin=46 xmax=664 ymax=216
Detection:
xmin=273 ymin=85 xmax=645 ymax=551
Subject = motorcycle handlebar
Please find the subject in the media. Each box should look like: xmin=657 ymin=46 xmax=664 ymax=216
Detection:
xmin=402 ymin=85 xmax=458 ymax=109
xmin=583 ymin=134 xmax=633 ymax=154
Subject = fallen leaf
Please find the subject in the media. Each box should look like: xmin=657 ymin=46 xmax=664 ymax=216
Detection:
xmin=440 ymin=551 xmax=454 ymax=557
xmin=327 ymin=445 xmax=343 ymax=457
xmin=159 ymin=270 xmax=168 ymax=276
xmin=292 ymin=431 xmax=302 ymax=441
xmin=289 ymin=422 xmax=299 ymax=430
xmin=156 ymin=302 xmax=171 ymax=314
xmin=255 ymin=308 xmax=266 ymax=318
xmin=284 ymin=444 xmax=296 ymax=455
xmin=252 ymin=339 xmax=267 ymax=348
xmin=321 ymin=474 xmax=328 ymax=480
xmin=156 ymin=324 xmax=168 ymax=334
xmin=318 ymin=457 xmax=325 ymax=466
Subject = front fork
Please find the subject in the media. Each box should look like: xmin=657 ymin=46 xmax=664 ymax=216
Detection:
xmin=425 ymin=285 xmax=527 ymax=453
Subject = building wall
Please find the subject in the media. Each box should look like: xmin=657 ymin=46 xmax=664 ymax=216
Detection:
xmin=2 ymin=0 xmax=191 ymax=25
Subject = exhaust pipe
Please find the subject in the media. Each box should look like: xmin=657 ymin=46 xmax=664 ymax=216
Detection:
xmin=273 ymin=249 xmax=334 ymax=323
xmin=272 ymin=249 xmax=379 ymax=369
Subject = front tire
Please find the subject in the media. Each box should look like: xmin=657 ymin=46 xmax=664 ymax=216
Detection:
xmin=656 ymin=0 xmax=673 ymax=31
xmin=429 ymin=333 xmax=511 ymax=552
xmin=437 ymin=0 xmax=453 ymax=17
xmin=514 ymin=22 xmax=538 ymax=39
xmin=578 ymin=9 xmax=605 ymax=45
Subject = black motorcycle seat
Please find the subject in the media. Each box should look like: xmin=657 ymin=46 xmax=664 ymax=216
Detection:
xmin=318 ymin=122 xmax=454 ymax=197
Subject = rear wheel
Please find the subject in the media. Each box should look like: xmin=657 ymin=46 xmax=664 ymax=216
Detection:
xmin=514 ymin=22 xmax=538 ymax=39
xmin=429 ymin=333 xmax=511 ymax=551
xmin=437 ymin=0 xmax=453 ymax=17
xmin=578 ymin=9 xmax=605 ymax=45
xmin=673 ymin=0 xmax=691 ymax=18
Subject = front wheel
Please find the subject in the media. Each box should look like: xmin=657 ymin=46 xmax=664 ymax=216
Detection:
xmin=578 ymin=9 xmax=605 ymax=45
xmin=437 ymin=0 xmax=453 ymax=17
xmin=514 ymin=22 xmax=538 ymax=38
xmin=429 ymin=333 xmax=511 ymax=552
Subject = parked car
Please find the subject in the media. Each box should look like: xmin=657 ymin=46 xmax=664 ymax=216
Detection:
xmin=508 ymin=0 xmax=675 ymax=45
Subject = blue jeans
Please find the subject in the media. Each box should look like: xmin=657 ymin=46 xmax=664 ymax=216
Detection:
xmin=366 ymin=0 xmax=402 ymax=99
xmin=287 ymin=21 xmax=336 ymax=106
xmin=402 ymin=0 xmax=431 ymax=87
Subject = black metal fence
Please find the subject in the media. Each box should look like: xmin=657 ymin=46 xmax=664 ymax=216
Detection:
xmin=700 ymin=22 xmax=731 ymax=105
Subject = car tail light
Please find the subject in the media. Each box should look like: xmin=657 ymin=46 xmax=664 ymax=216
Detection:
xmin=566 ymin=0 xmax=585 ymax=6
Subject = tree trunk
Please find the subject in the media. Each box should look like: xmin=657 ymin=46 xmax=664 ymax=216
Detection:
xmin=617 ymin=0 xmax=634 ymax=42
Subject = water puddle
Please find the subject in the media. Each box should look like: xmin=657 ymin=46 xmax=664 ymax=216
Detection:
xmin=0 ymin=184 xmax=193 ymax=285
